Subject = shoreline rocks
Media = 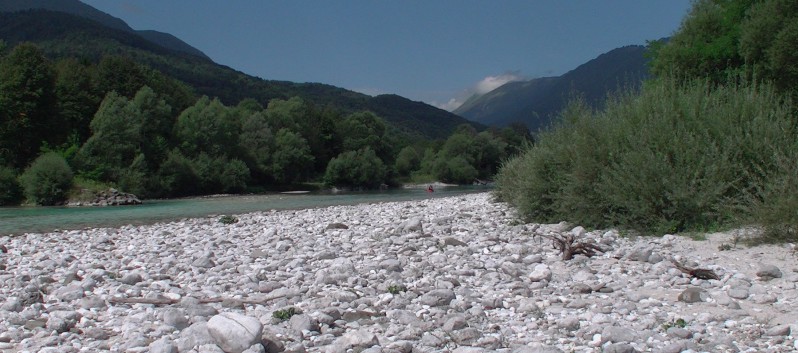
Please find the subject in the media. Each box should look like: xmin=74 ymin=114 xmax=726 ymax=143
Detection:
xmin=68 ymin=188 xmax=141 ymax=207
xmin=1 ymin=192 xmax=796 ymax=352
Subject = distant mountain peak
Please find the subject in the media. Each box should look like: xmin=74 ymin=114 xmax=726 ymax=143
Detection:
xmin=454 ymin=45 xmax=649 ymax=130
xmin=0 ymin=0 xmax=209 ymax=59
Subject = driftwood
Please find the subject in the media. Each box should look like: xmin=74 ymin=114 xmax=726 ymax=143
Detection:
xmin=541 ymin=233 xmax=605 ymax=261
xmin=108 ymin=292 xmax=288 ymax=306
xmin=670 ymin=258 xmax=720 ymax=280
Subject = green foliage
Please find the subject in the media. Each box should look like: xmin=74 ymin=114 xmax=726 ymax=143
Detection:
xmin=76 ymin=91 xmax=141 ymax=181
xmin=0 ymin=166 xmax=22 ymax=206
xmin=324 ymin=148 xmax=387 ymax=189
xmin=662 ymin=318 xmax=688 ymax=331
xmin=154 ymin=150 xmax=198 ymax=197
xmin=739 ymin=0 xmax=798 ymax=93
xmin=0 ymin=42 xmax=57 ymax=168
xmin=218 ymin=215 xmax=239 ymax=224
xmin=271 ymin=129 xmax=314 ymax=185
xmin=395 ymin=146 xmax=421 ymax=177
xmin=272 ymin=307 xmax=298 ymax=321
xmin=387 ymin=284 xmax=407 ymax=294
xmin=648 ymin=0 xmax=749 ymax=82
xmin=174 ymin=96 xmax=238 ymax=158
xmin=433 ymin=156 xmax=479 ymax=184
xmin=496 ymin=78 xmax=798 ymax=234
xmin=18 ymin=152 xmax=74 ymax=205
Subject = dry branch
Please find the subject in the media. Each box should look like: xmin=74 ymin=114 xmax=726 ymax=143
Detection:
xmin=108 ymin=292 xmax=288 ymax=306
xmin=670 ymin=258 xmax=720 ymax=280
xmin=541 ymin=233 xmax=605 ymax=261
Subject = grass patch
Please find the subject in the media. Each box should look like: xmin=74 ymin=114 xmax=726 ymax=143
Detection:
xmin=496 ymin=77 xmax=798 ymax=238
xmin=218 ymin=215 xmax=238 ymax=224
xmin=272 ymin=307 xmax=298 ymax=321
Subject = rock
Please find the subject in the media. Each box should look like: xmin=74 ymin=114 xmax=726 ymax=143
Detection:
xmin=512 ymin=346 xmax=564 ymax=353
xmin=450 ymin=327 xmax=481 ymax=345
xmin=119 ymin=272 xmax=144 ymax=285
xmin=163 ymin=308 xmax=190 ymax=330
xmin=177 ymin=322 xmax=217 ymax=352
xmin=52 ymin=283 xmax=85 ymax=301
xmin=46 ymin=310 xmax=81 ymax=333
xmin=1 ymin=298 xmax=22 ymax=312
xmin=440 ymin=237 xmax=468 ymax=247
xmin=666 ymin=327 xmax=692 ymax=339
xmin=453 ymin=347 xmax=486 ymax=353
xmin=604 ymin=343 xmax=639 ymax=353
xmin=602 ymin=326 xmax=639 ymax=343
xmin=79 ymin=296 xmax=106 ymax=309
xmin=529 ymin=264 xmax=552 ymax=282
xmin=418 ymin=289 xmax=456 ymax=306
xmin=765 ymin=324 xmax=791 ymax=336
xmin=757 ymin=264 xmax=783 ymax=279
xmin=678 ymin=287 xmax=707 ymax=303
xmin=627 ymin=247 xmax=652 ymax=262
xmin=727 ymin=288 xmax=749 ymax=299
xmin=149 ymin=337 xmax=179 ymax=353
xmin=332 ymin=329 xmax=379 ymax=351
xmin=401 ymin=218 xmax=423 ymax=233
xmin=261 ymin=330 xmax=285 ymax=353
xmin=207 ymin=313 xmax=263 ymax=353
xmin=325 ymin=223 xmax=348 ymax=230
xmin=289 ymin=314 xmax=318 ymax=334
xmin=556 ymin=316 xmax=580 ymax=331
xmin=443 ymin=315 xmax=467 ymax=332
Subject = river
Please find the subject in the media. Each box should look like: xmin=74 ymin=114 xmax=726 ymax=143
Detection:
xmin=0 ymin=186 xmax=492 ymax=236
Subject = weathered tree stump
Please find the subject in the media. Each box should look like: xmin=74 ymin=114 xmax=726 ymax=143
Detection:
xmin=541 ymin=233 xmax=605 ymax=261
xmin=670 ymin=258 xmax=720 ymax=280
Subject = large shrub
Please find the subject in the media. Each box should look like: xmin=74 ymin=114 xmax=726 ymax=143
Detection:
xmin=0 ymin=166 xmax=22 ymax=205
xmin=496 ymin=78 xmax=797 ymax=234
xmin=18 ymin=152 xmax=74 ymax=205
xmin=324 ymin=148 xmax=386 ymax=189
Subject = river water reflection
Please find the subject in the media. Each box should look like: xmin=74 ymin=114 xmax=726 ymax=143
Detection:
xmin=0 ymin=186 xmax=492 ymax=235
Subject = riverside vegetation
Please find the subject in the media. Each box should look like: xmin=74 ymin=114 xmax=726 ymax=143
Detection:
xmin=0 ymin=42 xmax=530 ymax=206
xmin=496 ymin=0 xmax=798 ymax=243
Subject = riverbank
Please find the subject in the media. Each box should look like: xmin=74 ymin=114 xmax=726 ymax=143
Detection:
xmin=0 ymin=192 xmax=795 ymax=352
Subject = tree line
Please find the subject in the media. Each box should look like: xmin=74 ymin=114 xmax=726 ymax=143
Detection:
xmin=0 ymin=41 xmax=530 ymax=205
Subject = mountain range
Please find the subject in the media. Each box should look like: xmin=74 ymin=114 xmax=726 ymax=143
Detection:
xmin=454 ymin=45 xmax=650 ymax=130
xmin=0 ymin=0 xmax=480 ymax=140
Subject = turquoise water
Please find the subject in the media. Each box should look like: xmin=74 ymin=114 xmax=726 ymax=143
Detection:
xmin=0 ymin=186 xmax=491 ymax=235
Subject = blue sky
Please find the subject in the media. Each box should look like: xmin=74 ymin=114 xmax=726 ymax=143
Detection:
xmin=81 ymin=0 xmax=692 ymax=110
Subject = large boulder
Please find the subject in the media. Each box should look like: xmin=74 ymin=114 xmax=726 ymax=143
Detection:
xmin=207 ymin=312 xmax=263 ymax=353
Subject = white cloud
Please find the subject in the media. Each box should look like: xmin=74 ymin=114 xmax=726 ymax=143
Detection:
xmin=432 ymin=98 xmax=465 ymax=111
xmin=433 ymin=72 xmax=524 ymax=112
xmin=474 ymin=72 xmax=523 ymax=95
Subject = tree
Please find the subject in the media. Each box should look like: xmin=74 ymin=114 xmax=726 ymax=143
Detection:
xmin=0 ymin=166 xmax=22 ymax=206
xmin=648 ymin=0 xmax=751 ymax=82
xmin=174 ymin=96 xmax=238 ymax=158
xmin=324 ymin=148 xmax=386 ymax=189
xmin=271 ymin=129 xmax=314 ymax=184
xmin=336 ymin=111 xmax=394 ymax=164
xmin=238 ymin=111 xmax=274 ymax=181
xmin=53 ymin=58 xmax=102 ymax=143
xmin=395 ymin=146 xmax=421 ymax=177
xmin=0 ymin=43 xmax=57 ymax=168
xmin=75 ymin=92 xmax=141 ymax=181
xmin=739 ymin=0 xmax=798 ymax=91
xmin=18 ymin=152 xmax=73 ymax=205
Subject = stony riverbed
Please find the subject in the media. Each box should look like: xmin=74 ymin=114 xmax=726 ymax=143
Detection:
xmin=0 ymin=192 xmax=796 ymax=353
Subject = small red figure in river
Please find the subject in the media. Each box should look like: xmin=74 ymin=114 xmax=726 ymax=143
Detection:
xmin=427 ymin=185 xmax=434 ymax=193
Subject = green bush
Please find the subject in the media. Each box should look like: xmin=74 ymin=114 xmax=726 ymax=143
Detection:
xmin=433 ymin=156 xmax=478 ymax=184
xmin=0 ymin=166 xmax=22 ymax=205
xmin=324 ymin=148 xmax=386 ymax=189
xmin=19 ymin=152 xmax=74 ymax=205
xmin=496 ymin=78 xmax=798 ymax=234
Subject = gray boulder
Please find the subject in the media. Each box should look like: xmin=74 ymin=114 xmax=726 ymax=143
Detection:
xmin=207 ymin=312 xmax=263 ymax=353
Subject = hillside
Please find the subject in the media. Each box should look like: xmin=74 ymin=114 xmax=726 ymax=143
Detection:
xmin=455 ymin=45 xmax=649 ymax=131
xmin=0 ymin=7 xmax=480 ymax=139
